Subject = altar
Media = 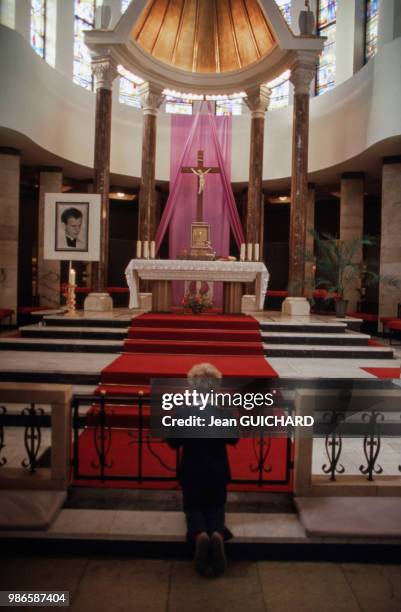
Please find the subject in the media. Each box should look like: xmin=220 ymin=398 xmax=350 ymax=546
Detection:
xmin=125 ymin=259 xmax=269 ymax=313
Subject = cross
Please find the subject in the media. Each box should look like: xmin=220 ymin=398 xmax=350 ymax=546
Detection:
xmin=181 ymin=150 xmax=220 ymax=222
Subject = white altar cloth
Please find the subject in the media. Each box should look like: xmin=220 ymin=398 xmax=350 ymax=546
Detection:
xmin=125 ymin=259 xmax=269 ymax=310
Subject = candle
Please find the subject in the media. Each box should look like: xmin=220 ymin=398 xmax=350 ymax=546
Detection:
xmin=240 ymin=243 xmax=245 ymax=261
xmin=247 ymin=243 xmax=252 ymax=261
xmin=143 ymin=240 xmax=149 ymax=259
xmin=254 ymin=243 xmax=260 ymax=261
xmin=150 ymin=241 xmax=156 ymax=259
xmin=69 ymin=267 xmax=76 ymax=286
xmin=136 ymin=240 xmax=142 ymax=258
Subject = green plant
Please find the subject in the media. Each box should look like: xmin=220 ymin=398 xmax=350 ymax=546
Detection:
xmin=304 ymin=231 xmax=401 ymax=300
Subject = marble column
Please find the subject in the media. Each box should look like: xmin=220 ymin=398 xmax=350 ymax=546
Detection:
xmin=137 ymin=82 xmax=164 ymax=244
xmin=244 ymin=85 xmax=270 ymax=258
xmin=0 ymin=148 xmax=20 ymax=323
xmin=38 ymin=167 xmax=63 ymax=307
xmin=304 ymin=183 xmax=316 ymax=295
xmin=378 ymin=157 xmax=401 ymax=323
xmin=86 ymin=56 xmax=117 ymax=311
xmin=287 ymin=54 xmax=316 ymax=299
xmin=340 ymin=172 xmax=364 ymax=312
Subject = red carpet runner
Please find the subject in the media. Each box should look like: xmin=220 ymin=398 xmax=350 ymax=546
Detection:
xmin=74 ymin=314 xmax=288 ymax=491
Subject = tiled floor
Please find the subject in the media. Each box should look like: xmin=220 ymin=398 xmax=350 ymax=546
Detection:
xmin=1 ymin=555 xmax=400 ymax=612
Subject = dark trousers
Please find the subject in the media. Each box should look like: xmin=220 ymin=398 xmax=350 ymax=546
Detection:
xmin=182 ymin=480 xmax=227 ymax=541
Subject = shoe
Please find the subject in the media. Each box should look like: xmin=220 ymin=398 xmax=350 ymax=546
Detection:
xmin=210 ymin=531 xmax=227 ymax=576
xmin=194 ymin=532 xmax=210 ymax=577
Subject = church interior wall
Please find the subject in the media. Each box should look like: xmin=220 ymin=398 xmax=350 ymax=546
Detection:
xmin=1 ymin=24 xmax=401 ymax=186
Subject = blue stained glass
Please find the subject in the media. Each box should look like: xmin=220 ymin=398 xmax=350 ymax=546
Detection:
xmin=165 ymin=97 xmax=193 ymax=115
xmin=268 ymin=70 xmax=290 ymax=109
xmin=316 ymin=1 xmax=337 ymax=96
xmin=317 ymin=0 xmax=337 ymax=28
xmin=275 ymin=0 xmax=291 ymax=25
xmin=215 ymin=99 xmax=242 ymax=116
xmin=73 ymin=0 xmax=96 ymax=90
xmin=30 ymin=0 xmax=46 ymax=58
xmin=365 ymin=0 xmax=380 ymax=61
xmin=119 ymin=76 xmax=141 ymax=108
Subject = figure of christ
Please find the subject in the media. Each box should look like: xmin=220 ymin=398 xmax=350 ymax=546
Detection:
xmin=181 ymin=150 xmax=221 ymax=222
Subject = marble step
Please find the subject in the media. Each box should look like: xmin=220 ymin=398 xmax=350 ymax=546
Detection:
xmin=42 ymin=315 xmax=131 ymax=328
xmin=263 ymin=344 xmax=394 ymax=359
xmin=20 ymin=324 xmax=128 ymax=340
xmin=0 ymin=337 xmax=122 ymax=353
xmin=261 ymin=331 xmax=370 ymax=346
xmin=260 ymin=321 xmax=347 ymax=334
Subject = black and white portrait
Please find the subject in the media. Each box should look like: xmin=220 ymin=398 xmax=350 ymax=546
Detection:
xmin=44 ymin=193 xmax=101 ymax=262
xmin=55 ymin=202 xmax=89 ymax=252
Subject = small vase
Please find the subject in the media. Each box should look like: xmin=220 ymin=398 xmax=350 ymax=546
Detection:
xmin=334 ymin=299 xmax=349 ymax=318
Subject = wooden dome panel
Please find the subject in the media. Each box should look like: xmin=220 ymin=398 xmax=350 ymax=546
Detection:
xmin=131 ymin=0 xmax=277 ymax=74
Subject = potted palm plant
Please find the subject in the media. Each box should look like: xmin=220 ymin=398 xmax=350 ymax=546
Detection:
xmin=305 ymin=232 xmax=400 ymax=318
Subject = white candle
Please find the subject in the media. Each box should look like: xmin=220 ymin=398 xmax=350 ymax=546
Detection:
xmin=69 ymin=268 xmax=76 ymax=285
xmin=240 ymin=243 xmax=245 ymax=261
xmin=254 ymin=243 xmax=260 ymax=261
xmin=136 ymin=240 xmax=142 ymax=258
xmin=247 ymin=243 xmax=252 ymax=261
xmin=143 ymin=240 xmax=149 ymax=259
xmin=150 ymin=240 xmax=156 ymax=259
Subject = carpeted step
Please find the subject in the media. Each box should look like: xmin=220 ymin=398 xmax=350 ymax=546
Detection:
xmin=124 ymin=339 xmax=263 ymax=355
xmin=132 ymin=313 xmax=259 ymax=330
xmin=127 ymin=326 xmax=261 ymax=342
xmin=101 ymin=353 xmax=278 ymax=384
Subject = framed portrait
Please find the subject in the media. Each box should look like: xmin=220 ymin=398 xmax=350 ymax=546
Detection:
xmin=44 ymin=193 xmax=101 ymax=261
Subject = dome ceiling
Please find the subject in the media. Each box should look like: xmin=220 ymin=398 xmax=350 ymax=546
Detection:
xmin=130 ymin=0 xmax=277 ymax=74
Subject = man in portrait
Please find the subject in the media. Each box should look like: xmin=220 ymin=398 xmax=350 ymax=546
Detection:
xmin=58 ymin=206 xmax=86 ymax=250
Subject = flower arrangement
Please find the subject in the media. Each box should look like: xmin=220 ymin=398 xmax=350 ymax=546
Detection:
xmin=182 ymin=281 xmax=212 ymax=314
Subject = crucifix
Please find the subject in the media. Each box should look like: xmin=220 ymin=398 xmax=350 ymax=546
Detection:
xmin=181 ymin=150 xmax=220 ymax=222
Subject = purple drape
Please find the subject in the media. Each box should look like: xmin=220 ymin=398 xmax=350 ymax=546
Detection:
xmin=155 ymin=104 xmax=245 ymax=306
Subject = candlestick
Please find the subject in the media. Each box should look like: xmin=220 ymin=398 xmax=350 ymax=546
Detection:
xmin=240 ymin=243 xmax=245 ymax=262
xmin=136 ymin=240 xmax=142 ymax=258
xmin=150 ymin=241 xmax=156 ymax=259
xmin=143 ymin=240 xmax=149 ymax=259
xmin=246 ymin=243 xmax=252 ymax=261
xmin=254 ymin=243 xmax=260 ymax=261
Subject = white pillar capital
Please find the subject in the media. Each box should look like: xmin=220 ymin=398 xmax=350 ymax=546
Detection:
xmin=244 ymin=84 xmax=271 ymax=119
xmin=137 ymin=82 xmax=164 ymax=116
xmin=91 ymin=55 xmax=118 ymax=90
xmin=289 ymin=52 xmax=319 ymax=95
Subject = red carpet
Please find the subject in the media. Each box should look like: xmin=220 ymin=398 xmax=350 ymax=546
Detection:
xmin=362 ymin=367 xmax=401 ymax=379
xmin=128 ymin=326 xmax=261 ymax=342
xmin=83 ymin=313 xmax=282 ymax=492
xmin=131 ymin=313 xmax=260 ymax=330
xmin=72 ymin=428 xmax=291 ymax=491
xmin=102 ymin=353 xmax=277 ymax=384
xmin=124 ymin=339 xmax=263 ymax=355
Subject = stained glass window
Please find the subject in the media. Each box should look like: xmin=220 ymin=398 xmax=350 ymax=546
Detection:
xmin=118 ymin=65 xmax=142 ymax=108
xmin=121 ymin=0 xmax=131 ymax=11
xmin=316 ymin=0 xmax=337 ymax=96
xmin=274 ymin=0 xmax=291 ymax=26
xmin=215 ymin=99 xmax=243 ymax=116
xmin=30 ymin=0 xmax=46 ymax=59
xmin=165 ymin=97 xmax=193 ymax=115
xmin=268 ymin=70 xmax=290 ymax=109
xmin=73 ymin=0 xmax=97 ymax=90
xmin=365 ymin=0 xmax=380 ymax=61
